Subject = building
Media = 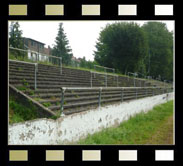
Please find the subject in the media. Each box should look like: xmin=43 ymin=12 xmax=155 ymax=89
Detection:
xmin=22 ymin=37 xmax=51 ymax=61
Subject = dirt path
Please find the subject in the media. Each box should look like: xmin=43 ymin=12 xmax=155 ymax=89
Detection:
xmin=146 ymin=115 xmax=174 ymax=145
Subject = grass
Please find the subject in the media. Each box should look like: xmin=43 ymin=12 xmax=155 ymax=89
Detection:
xmin=77 ymin=100 xmax=173 ymax=145
xmin=9 ymin=96 xmax=38 ymax=124
xmin=42 ymin=102 xmax=51 ymax=107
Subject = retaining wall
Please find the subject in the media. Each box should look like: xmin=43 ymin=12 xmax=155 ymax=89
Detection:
xmin=8 ymin=92 xmax=174 ymax=145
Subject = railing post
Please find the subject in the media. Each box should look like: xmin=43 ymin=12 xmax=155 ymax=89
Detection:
xmin=34 ymin=64 xmax=37 ymax=90
xmin=98 ymin=87 xmax=102 ymax=108
xmin=121 ymin=88 xmax=124 ymax=102
xmin=60 ymin=88 xmax=65 ymax=116
xmin=90 ymin=72 xmax=92 ymax=87
xmin=60 ymin=57 xmax=62 ymax=74
xmin=136 ymin=88 xmax=138 ymax=99
xmin=153 ymin=87 xmax=154 ymax=96
xmin=94 ymin=65 xmax=96 ymax=78
xmin=117 ymin=76 xmax=118 ymax=87
xmin=105 ymin=74 xmax=107 ymax=87
xmin=146 ymin=87 xmax=148 ymax=96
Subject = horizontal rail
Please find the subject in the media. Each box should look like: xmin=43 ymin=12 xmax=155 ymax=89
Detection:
xmin=9 ymin=59 xmax=38 ymax=66
xmin=94 ymin=64 xmax=115 ymax=71
xmin=90 ymin=71 xmax=118 ymax=77
xmin=60 ymin=86 xmax=170 ymax=91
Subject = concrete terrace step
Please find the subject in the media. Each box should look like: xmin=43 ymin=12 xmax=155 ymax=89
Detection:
xmin=9 ymin=69 xmax=91 ymax=79
xmin=9 ymin=64 xmax=91 ymax=76
xmin=49 ymin=93 xmax=155 ymax=112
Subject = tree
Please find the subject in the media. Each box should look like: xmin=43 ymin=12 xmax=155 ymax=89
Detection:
xmin=52 ymin=23 xmax=73 ymax=65
xmin=142 ymin=22 xmax=173 ymax=81
xmin=94 ymin=22 xmax=148 ymax=75
xmin=9 ymin=22 xmax=24 ymax=58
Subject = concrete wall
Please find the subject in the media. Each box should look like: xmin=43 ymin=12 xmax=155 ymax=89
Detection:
xmin=8 ymin=93 xmax=174 ymax=145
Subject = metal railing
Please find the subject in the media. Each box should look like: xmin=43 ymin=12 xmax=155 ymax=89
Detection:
xmin=9 ymin=47 xmax=62 ymax=74
xmin=9 ymin=59 xmax=38 ymax=90
xmin=94 ymin=65 xmax=115 ymax=75
xmin=60 ymin=86 xmax=173 ymax=116
xmin=90 ymin=71 xmax=119 ymax=87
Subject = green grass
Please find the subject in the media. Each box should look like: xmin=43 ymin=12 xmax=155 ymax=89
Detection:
xmin=77 ymin=100 xmax=173 ymax=145
xmin=42 ymin=102 xmax=51 ymax=107
xmin=9 ymin=96 xmax=38 ymax=124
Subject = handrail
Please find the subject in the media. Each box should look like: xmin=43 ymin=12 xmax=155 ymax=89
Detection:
xmin=90 ymin=70 xmax=118 ymax=77
xmin=60 ymin=86 xmax=166 ymax=90
xmin=9 ymin=47 xmax=62 ymax=74
xmin=9 ymin=59 xmax=37 ymax=65
xmin=94 ymin=64 xmax=115 ymax=72
xmin=9 ymin=47 xmax=61 ymax=60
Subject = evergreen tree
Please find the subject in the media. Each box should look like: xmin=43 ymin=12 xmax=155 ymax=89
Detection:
xmin=52 ymin=23 xmax=73 ymax=65
xmin=9 ymin=22 xmax=24 ymax=58
xmin=9 ymin=22 xmax=23 ymax=48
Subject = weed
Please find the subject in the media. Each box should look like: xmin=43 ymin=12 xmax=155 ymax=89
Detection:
xmin=56 ymin=102 xmax=60 ymax=106
xmin=34 ymin=97 xmax=41 ymax=101
xmin=50 ymin=96 xmax=56 ymax=100
xmin=18 ymin=67 xmax=22 ymax=71
xmin=50 ymin=111 xmax=61 ymax=120
xmin=9 ymin=96 xmax=38 ymax=124
xmin=26 ymin=89 xmax=34 ymax=96
xmin=43 ymin=102 xmax=51 ymax=107
xmin=17 ymin=86 xmax=27 ymax=91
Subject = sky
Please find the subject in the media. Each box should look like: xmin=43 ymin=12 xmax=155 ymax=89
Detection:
xmin=10 ymin=21 xmax=174 ymax=61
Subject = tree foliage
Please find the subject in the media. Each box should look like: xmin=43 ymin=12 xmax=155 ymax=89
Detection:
xmin=9 ymin=22 xmax=24 ymax=48
xmin=94 ymin=22 xmax=173 ymax=81
xmin=9 ymin=22 xmax=25 ymax=58
xmin=94 ymin=22 xmax=148 ymax=75
xmin=142 ymin=22 xmax=173 ymax=81
xmin=52 ymin=23 xmax=73 ymax=65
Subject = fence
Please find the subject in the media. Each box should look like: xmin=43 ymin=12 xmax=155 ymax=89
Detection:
xmin=9 ymin=47 xmax=62 ymax=74
xmin=60 ymin=86 xmax=173 ymax=115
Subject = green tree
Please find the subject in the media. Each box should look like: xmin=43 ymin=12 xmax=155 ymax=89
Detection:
xmin=142 ymin=22 xmax=173 ymax=81
xmin=52 ymin=23 xmax=73 ymax=65
xmin=9 ymin=22 xmax=23 ymax=48
xmin=9 ymin=22 xmax=25 ymax=58
xmin=94 ymin=22 xmax=148 ymax=75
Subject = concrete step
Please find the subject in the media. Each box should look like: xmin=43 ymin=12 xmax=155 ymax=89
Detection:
xmin=49 ymin=93 xmax=155 ymax=112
